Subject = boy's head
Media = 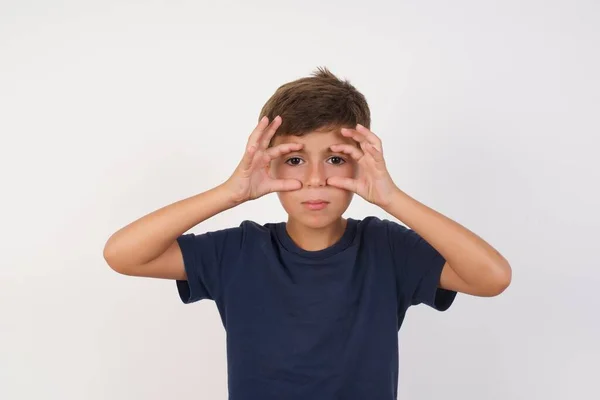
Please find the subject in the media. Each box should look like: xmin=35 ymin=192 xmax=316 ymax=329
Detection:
xmin=261 ymin=67 xmax=371 ymax=229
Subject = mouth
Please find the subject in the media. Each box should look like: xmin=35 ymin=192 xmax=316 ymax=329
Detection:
xmin=302 ymin=200 xmax=329 ymax=210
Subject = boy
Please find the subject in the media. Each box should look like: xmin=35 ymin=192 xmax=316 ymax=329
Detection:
xmin=103 ymin=67 xmax=511 ymax=400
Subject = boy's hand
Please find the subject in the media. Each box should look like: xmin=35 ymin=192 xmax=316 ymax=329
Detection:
xmin=326 ymin=124 xmax=399 ymax=208
xmin=225 ymin=116 xmax=303 ymax=204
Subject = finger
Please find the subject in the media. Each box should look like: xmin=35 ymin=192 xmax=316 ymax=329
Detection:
xmin=356 ymin=124 xmax=383 ymax=151
xmin=329 ymin=143 xmax=364 ymax=161
xmin=340 ymin=127 xmax=366 ymax=144
xmin=240 ymin=142 xmax=258 ymax=171
xmin=326 ymin=176 xmax=357 ymax=192
xmin=341 ymin=125 xmax=383 ymax=153
xmin=363 ymin=142 xmax=385 ymax=162
xmin=260 ymin=115 xmax=283 ymax=149
xmin=268 ymin=178 xmax=302 ymax=193
xmin=264 ymin=142 xmax=303 ymax=161
xmin=247 ymin=116 xmax=271 ymax=149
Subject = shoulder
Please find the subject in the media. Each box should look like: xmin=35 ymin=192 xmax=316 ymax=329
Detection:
xmin=197 ymin=219 xmax=279 ymax=235
xmin=354 ymin=215 xmax=405 ymax=236
xmin=179 ymin=219 xmax=277 ymax=248
xmin=353 ymin=216 xmax=417 ymax=255
xmin=230 ymin=219 xmax=281 ymax=246
xmin=239 ymin=219 xmax=280 ymax=236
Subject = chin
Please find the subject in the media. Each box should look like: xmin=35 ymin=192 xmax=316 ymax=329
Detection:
xmin=287 ymin=204 xmax=349 ymax=229
xmin=296 ymin=214 xmax=342 ymax=229
xmin=278 ymin=192 xmax=353 ymax=228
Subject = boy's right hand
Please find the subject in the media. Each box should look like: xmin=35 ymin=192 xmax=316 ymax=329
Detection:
xmin=225 ymin=116 xmax=303 ymax=204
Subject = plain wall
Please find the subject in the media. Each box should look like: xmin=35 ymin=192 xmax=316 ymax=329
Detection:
xmin=1 ymin=0 xmax=599 ymax=399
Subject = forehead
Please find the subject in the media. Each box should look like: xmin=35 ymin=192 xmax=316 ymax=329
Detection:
xmin=271 ymin=129 xmax=356 ymax=149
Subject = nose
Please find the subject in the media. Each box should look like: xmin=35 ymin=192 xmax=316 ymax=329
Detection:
xmin=306 ymin=162 xmax=326 ymax=188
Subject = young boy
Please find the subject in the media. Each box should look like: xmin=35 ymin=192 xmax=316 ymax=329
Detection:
xmin=103 ymin=67 xmax=511 ymax=400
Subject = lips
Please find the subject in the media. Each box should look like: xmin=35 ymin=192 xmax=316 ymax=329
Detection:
xmin=302 ymin=199 xmax=329 ymax=210
xmin=303 ymin=199 xmax=329 ymax=204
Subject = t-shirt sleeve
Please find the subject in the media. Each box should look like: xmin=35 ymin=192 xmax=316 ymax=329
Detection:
xmin=386 ymin=219 xmax=457 ymax=311
xmin=175 ymin=224 xmax=245 ymax=304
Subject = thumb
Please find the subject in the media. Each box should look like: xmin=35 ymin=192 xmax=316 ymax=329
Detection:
xmin=327 ymin=177 xmax=357 ymax=192
xmin=268 ymin=178 xmax=302 ymax=193
xmin=239 ymin=145 xmax=257 ymax=171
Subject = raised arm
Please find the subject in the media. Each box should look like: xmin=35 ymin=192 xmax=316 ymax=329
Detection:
xmin=103 ymin=115 xmax=302 ymax=280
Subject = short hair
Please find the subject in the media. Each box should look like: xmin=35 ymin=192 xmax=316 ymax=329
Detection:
xmin=259 ymin=67 xmax=371 ymax=146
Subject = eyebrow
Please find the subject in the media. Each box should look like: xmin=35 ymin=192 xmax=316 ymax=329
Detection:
xmin=289 ymin=148 xmax=339 ymax=155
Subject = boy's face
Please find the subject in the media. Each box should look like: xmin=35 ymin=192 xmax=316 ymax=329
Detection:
xmin=268 ymin=128 xmax=358 ymax=229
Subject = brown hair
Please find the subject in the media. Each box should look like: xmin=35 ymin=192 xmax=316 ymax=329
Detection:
xmin=259 ymin=67 xmax=371 ymax=146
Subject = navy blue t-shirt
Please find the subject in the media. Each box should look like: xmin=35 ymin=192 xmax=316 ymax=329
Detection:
xmin=176 ymin=216 xmax=457 ymax=400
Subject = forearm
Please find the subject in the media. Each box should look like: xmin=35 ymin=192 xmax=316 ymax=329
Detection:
xmin=103 ymin=182 xmax=237 ymax=270
xmin=383 ymin=188 xmax=511 ymax=287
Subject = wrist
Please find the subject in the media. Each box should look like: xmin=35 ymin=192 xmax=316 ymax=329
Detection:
xmin=380 ymin=186 xmax=407 ymax=213
xmin=219 ymin=180 xmax=248 ymax=207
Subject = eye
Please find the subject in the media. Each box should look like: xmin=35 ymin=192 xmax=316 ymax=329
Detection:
xmin=285 ymin=157 xmax=304 ymax=166
xmin=328 ymin=156 xmax=346 ymax=165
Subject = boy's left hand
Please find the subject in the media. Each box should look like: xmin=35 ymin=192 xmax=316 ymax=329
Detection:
xmin=327 ymin=124 xmax=399 ymax=208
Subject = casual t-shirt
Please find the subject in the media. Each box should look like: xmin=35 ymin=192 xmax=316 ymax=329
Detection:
xmin=176 ymin=216 xmax=457 ymax=400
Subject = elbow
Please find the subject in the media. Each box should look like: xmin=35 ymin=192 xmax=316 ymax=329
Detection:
xmin=485 ymin=259 xmax=512 ymax=296
xmin=103 ymin=244 xmax=119 ymax=273
xmin=103 ymin=241 xmax=127 ymax=275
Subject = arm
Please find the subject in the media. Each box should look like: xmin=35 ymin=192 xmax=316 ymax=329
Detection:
xmin=327 ymin=124 xmax=511 ymax=298
xmin=102 ymin=183 xmax=237 ymax=279
xmin=383 ymin=188 xmax=512 ymax=297
xmin=103 ymin=115 xmax=302 ymax=280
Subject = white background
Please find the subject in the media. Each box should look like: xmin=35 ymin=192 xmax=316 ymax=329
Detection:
xmin=1 ymin=1 xmax=599 ymax=399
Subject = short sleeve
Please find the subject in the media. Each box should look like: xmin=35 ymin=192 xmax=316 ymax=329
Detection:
xmin=175 ymin=224 xmax=245 ymax=304
xmin=387 ymin=220 xmax=457 ymax=312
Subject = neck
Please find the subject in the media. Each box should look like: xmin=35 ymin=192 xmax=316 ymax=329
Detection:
xmin=285 ymin=217 xmax=347 ymax=251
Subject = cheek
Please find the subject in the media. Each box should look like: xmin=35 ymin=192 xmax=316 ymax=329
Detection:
xmin=276 ymin=191 xmax=299 ymax=215
xmin=325 ymin=164 xmax=355 ymax=182
xmin=270 ymin=161 xmax=297 ymax=179
xmin=275 ymin=167 xmax=303 ymax=180
xmin=333 ymin=163 xmax=355 ymax=176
